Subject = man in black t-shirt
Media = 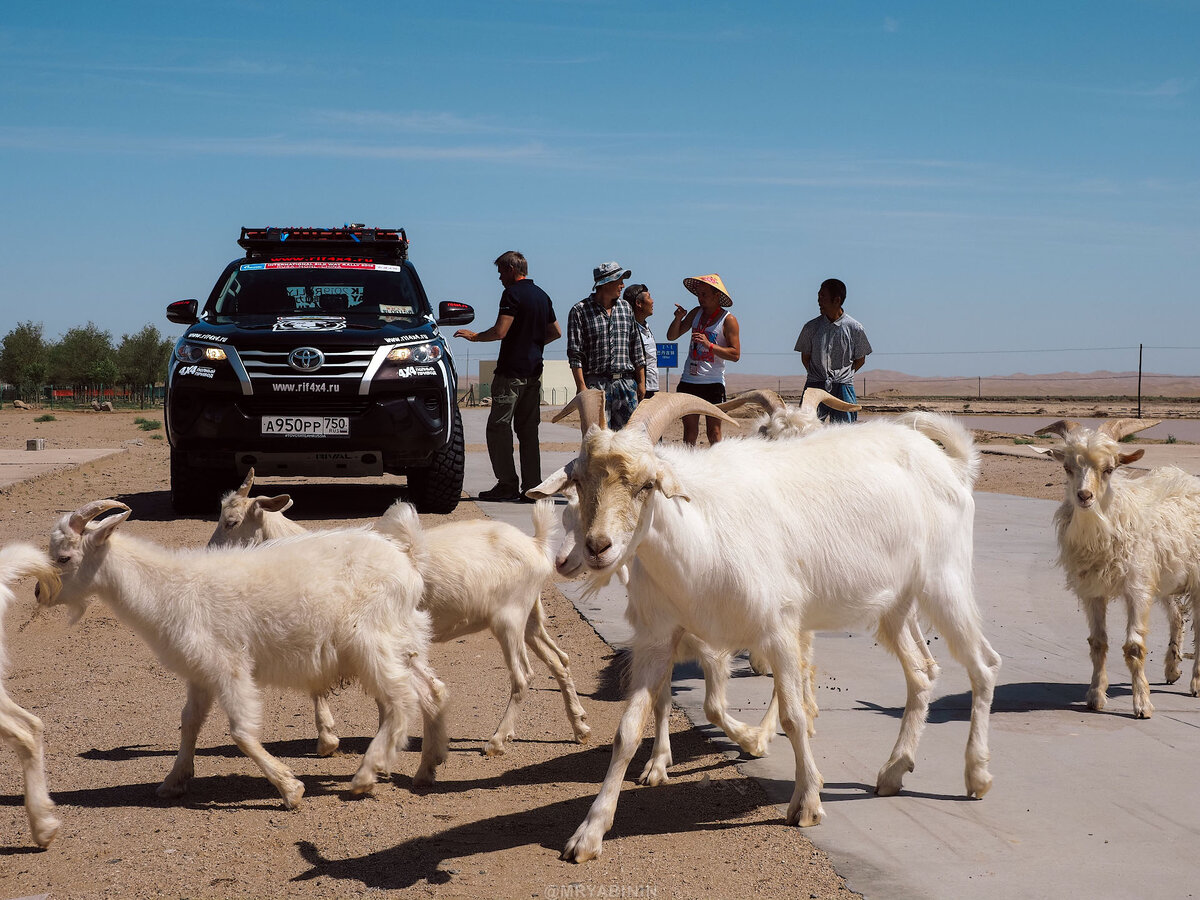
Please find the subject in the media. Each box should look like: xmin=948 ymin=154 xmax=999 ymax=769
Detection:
xmin=456 ymin=251 xmax=561 ymax=502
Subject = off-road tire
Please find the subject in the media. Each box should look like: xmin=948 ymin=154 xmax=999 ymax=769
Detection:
xmin=406 ymin=407 xmax=464 ymax=514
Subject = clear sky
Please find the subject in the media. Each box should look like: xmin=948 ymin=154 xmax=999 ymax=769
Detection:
xmin=2 ymin=1 xmax=1197 ymax=380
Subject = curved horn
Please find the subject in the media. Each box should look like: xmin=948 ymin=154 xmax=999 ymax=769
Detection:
xmin=67 ymin=500 xmax=131 ymax=535
xmin=799 ymin=387 xmax=861 ymax=415
xmin=552 ymin=389 xmax=608 ymax=435
xmin=1034 ymin=419 xmax=1083 ymax=440
xmin=625 ymin=392 xmax=739 ymax=444
xmin=235 ymin=467 xmax=256 ymax=498
xmin=1098 ymin=418 xmax=1161 ymax=441
xmin=718 ymin=389 xmax=786 ymax=416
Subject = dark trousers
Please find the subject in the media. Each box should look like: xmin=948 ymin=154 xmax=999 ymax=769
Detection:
xmin=486 ymin=373 xmax=543 ymax=492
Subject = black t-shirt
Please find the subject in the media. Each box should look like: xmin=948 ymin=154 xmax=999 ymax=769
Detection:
xmin=495 ymin=278 xmax=556 ymax=378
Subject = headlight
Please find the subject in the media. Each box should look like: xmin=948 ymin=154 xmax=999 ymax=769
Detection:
xmin=387 ymin=342 xmax=443 ymax=363
xmin=176 ymin=342 xmax=228 ymax=363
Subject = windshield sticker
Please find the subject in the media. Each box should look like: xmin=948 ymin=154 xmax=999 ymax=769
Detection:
xmin=240 ymin=262 xmax=403 ymax=272
xmin=378 ymin=304 xmax=414 ymax=315
xmin=272 ymin=316 xmax=347 ymax=332
xmin=286 ymin=285 xmax=364 ymax=311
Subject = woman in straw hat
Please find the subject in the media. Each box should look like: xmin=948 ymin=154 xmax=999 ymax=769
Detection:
xmin=665 ymin=273 xmax=741 ymax=445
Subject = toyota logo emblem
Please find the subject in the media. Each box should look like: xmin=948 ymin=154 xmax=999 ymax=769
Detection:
xmin=288 ymin=347 xmax=324 ymax=372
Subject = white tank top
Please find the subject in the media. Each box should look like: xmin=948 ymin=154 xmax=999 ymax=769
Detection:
xmin=682 ymin=308 xmax=730 ymax=384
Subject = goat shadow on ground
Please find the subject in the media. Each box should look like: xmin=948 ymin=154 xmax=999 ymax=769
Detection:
xmin=904 ymin=679 xmax=1189 ymax=720
xmin=35 ymin=723 xmax=748 ymax=817
xmin=288 ymin=736 xmax=776 ymax=891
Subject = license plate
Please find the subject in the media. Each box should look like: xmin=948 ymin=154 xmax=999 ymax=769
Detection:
xmin=260 ymin=416 xmax=349 ymax=436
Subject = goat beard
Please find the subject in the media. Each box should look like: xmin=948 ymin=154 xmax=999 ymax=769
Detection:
xmin=578 ymin=499 xmax=655 ymax=601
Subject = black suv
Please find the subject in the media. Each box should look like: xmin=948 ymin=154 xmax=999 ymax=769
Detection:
xmin=164 ymin=225 xmax=474 ymax=515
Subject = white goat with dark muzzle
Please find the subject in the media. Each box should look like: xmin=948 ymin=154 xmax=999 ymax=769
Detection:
xmin=1035 ymin=418 xmax=1200 ymax=717
xmin=210 ymin=470 xmax=590 ymax=756
xmin=0 ymin=544 xmax=62 ymax=847
xmin=533 ymin=390 xmax=1000 ymax=862
xmin=35 ymin=500 xmax=448 ymax=809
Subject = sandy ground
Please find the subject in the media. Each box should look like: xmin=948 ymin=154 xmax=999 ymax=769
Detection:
xmin=0 ymin=402 xmax=1120 ymax=898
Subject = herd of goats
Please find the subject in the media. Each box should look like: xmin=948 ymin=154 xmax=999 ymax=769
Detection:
xmin=1 ymin=387 xmax=1198 ymax=864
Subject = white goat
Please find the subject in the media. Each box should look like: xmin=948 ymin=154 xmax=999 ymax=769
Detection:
xmin=719 ymin=388 xmax=942 ymax=685
xmin=210 ymin=470 xmax=590 ymax=756
xmin=533 ymin=390 xmax=1000 ymax=862
xmin=0 ymin=544 xmax=62 ymax=847
xmin=1035 ymin=418 xmax=1200 ymax=717
xmin=555 ymin=482 xmax=779 ymax=775
xmin=36 ymin=499 xmax=448 ymax=808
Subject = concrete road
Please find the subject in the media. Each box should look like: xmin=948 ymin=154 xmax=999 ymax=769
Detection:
xmin=466 ymin=407 xmax=1200 ymax=900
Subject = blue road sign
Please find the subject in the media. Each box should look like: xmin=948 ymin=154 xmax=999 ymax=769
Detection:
xmin=656 ymin=342 xmax=678 ymax=368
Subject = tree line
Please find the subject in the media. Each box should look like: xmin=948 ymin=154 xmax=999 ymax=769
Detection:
xmin=0 ymin=321 xmax=175 ymax=408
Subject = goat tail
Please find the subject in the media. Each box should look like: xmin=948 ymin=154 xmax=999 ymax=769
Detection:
xmin=896 ymin=412 xmax=981 ymax=489
xmin=0 ymin=544 xmax=59 ymax=669
xmin=532 ymin=498 xmax=559 ymax=567
xmin=373 ymin=501 xmax=425 ymax=556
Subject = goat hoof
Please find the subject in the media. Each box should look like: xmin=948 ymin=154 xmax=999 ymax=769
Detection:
xmin=637 ymin=759 xmax=670 ymax=787
xmin=561 ymin=822 xmax=604 ymax=863
xmin=31 ymin=816 xmax=62 ymax=849
xmin=1085 ymin=691 xmax=1107 ymax=711
xmin=574 ymin=724 xmax=592 ymax=744
xmin=281 ymin=779 xmax=305 ymax=809
xmin=967 ymin=769 xmax=993 ymax=799
xmin=348 ymin=776 xmax=377 ymax=796
xmin=1134 ymin=705 xmax=1153 ymax=720
xmin=413 ymin=767 xmax=437 ymax=788
xmin=156 ymin=781 xmax=188 ymax=799
xmin=316 ymin=737 xmax=341 ymax=757
xmin=785 ymin=799 xmax=824 ymax=827
xmin=483 ymin=740 xmax=507 ymax=757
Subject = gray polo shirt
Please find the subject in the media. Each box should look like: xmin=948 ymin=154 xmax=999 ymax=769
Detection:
xmin=794 ymin=313 xmax=872 ymax=389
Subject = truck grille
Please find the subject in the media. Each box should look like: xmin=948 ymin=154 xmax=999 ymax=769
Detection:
xmin=238 ymin=347 xmax=376 ymax=381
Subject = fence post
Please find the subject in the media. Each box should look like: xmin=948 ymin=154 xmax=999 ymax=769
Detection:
xmin=1137 ymin=344 xmax=1143 ymax=418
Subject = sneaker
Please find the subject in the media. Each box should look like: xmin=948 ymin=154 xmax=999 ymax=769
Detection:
xmin=478 ymin=485 xmax=521 ymax=502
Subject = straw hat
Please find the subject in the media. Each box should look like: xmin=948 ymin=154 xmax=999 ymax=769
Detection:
xmin=683 ymin=273 xmax=732 ymax=307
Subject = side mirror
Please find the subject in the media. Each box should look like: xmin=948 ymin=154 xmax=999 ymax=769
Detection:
xmin=437 ymin=301 xmax=474 ymax=327
xmin=167 ymin=299 xmax=199 ymax=325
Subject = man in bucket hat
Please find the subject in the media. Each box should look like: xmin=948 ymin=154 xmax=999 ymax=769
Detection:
xmin=566 ymin=261 xmax=646 ymax=429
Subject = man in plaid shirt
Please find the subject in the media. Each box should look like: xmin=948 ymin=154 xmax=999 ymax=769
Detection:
xmin=567 ymin=260 xmax=647 ymax=429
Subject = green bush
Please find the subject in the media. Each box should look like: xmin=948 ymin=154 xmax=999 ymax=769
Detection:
xmin=34 ymin=413 xmax=56 ymax=423
xmin=134 ymin=417 xmax=161 ymax=431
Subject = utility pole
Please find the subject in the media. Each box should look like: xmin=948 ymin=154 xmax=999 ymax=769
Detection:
xmin=1137 ymin=343 xmax=1143 ymax=418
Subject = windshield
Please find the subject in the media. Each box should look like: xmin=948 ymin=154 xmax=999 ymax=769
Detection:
xmin=211 ymin=262 xmax=430 ymax=318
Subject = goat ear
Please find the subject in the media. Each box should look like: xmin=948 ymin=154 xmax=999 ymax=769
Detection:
xmin=656 ymin=465 xmax=690 ymax=501
xmin=1030 ymin=446 xmax=1065 ymax=462
xmin=256 ymin=494 xmax=293 ymax=514
xmin=528 ymin=465 xmax=572 ymax=499
xmin=85 ymin=508 xmax=131 ymax=545
xmin=1118 ymin=449 xmax=1145 ymax=466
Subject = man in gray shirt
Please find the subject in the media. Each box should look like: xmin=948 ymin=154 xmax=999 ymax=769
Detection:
xmin=794 ymin=277 xmax=872 ymax=422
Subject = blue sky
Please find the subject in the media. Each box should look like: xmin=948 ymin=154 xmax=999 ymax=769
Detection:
xmin=2 ymin=1 xmax=1197 ymax=380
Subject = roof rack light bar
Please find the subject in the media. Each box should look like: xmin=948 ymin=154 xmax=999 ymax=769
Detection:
xmin=238 ymin=226 xmax=409 ymax=260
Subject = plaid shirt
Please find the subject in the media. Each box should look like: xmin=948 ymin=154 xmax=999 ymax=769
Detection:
xmin=566 ymin=294 xmax=646 ymax=377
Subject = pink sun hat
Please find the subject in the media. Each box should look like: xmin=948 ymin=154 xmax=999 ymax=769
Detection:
xmin=682 ymin=273 xmax=732 ymax=308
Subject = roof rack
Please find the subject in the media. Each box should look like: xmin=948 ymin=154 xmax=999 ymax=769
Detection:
xmin=238 ymin=225 xmax=409 ymax=261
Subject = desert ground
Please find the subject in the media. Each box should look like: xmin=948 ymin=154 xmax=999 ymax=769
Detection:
xmin=0 ymin=399 xmax=1168 ymax=898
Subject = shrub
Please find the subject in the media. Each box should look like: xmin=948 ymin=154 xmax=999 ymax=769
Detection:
xmin=34 ymin=413 xmax=56 ymax=423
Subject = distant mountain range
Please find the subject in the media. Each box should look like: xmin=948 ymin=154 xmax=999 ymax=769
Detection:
xmin=721 ymin=369 xmax=1200 ymax=399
